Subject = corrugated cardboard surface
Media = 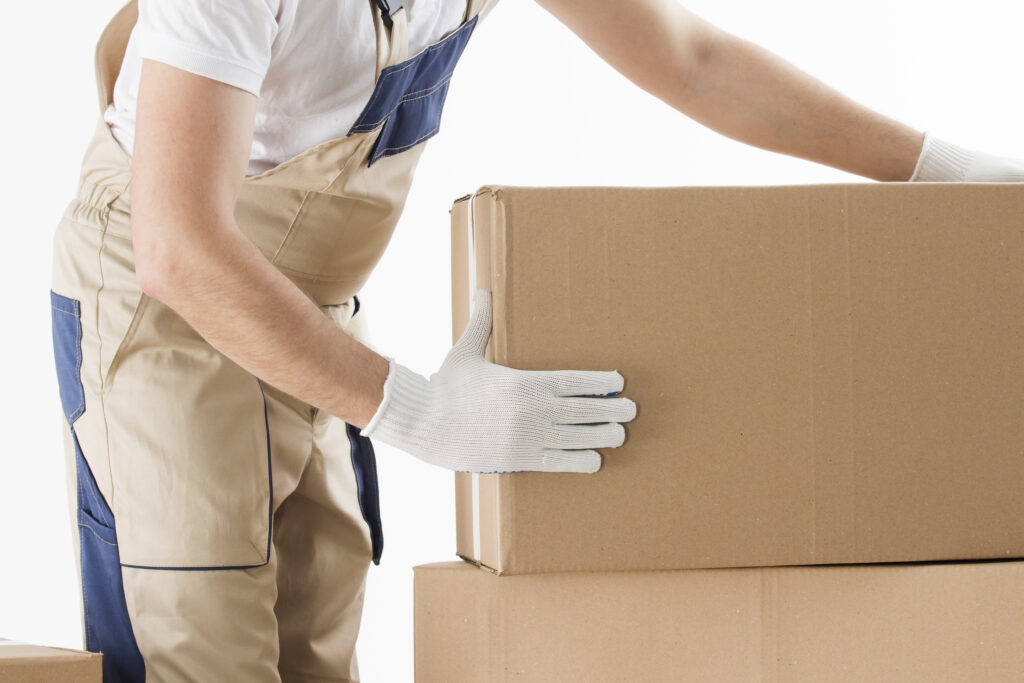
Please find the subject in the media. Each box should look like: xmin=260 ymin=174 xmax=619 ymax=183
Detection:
xmin=0 ymin=638 xmax=102 ymax=682
xmin=415 ymin=559 xmax=1024 ymax=682
xmin=451 ymin=184 xmax=1024 ymax=574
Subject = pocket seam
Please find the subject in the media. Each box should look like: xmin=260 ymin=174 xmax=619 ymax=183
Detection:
xmin=78 ymin=521 xmax=117 ymax=547
xmin=101 ymin=292 xmax=150 ymax=392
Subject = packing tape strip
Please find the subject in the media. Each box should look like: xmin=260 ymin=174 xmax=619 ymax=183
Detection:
xmin=468 ymin=191 xmax=481 ymax=563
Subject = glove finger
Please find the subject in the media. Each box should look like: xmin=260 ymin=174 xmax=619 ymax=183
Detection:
xmin=540 ymin=369 xmax=625 ymax=397
xmin=544 ymin=423 xmax=625 ymax=450
xmin=552 ymin=396 xmax=637 ymax=425
xmin=538 ymin=448 xmax=602 ymax=474
xmin=454 ymin=289 xmax=493 ymax=357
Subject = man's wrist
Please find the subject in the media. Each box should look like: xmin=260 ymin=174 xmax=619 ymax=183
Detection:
xmin=337 ymin=349 xmax=391 ymax=431
xmin=361 ymin=358 xmax=396 ymax=436
xmin=909 ymin=132 xmax=973 ymax=182
xmin=360 ymin=361 xmax=434 ymax=442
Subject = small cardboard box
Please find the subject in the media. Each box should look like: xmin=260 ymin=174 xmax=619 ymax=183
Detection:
xmin=0 ymin=638 xmax=102 ymax=682
xmin=415 ymin=559 xmax=1024 ymax=682
xmin=452 ymin=184 xmax=1024 ymax=574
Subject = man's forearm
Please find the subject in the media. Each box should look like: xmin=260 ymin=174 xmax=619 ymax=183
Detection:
xmin=669 ymin=30 xmax=925 ymax=182
xmin=138 ymin=219 xmax=389 ymax=429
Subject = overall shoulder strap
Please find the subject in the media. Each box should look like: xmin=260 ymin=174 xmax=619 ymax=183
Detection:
xmin=464 ymin=0 xmax=489 ymax=22
xmin=95 ymin=0 xmax=138 ymax=113
xmin=371 ymin=0 xmax=410 ymax=80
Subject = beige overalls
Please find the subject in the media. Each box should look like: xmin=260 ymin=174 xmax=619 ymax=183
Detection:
xmin=49 ymin=0 xmax=488 ymax=680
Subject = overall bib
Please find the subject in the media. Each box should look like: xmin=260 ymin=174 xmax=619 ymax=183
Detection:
xmin=49 ymin=0 xmax=487 ymax=680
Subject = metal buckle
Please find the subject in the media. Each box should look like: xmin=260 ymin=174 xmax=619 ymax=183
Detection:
xmin=374 ymin=0 xmax=403 ymax=29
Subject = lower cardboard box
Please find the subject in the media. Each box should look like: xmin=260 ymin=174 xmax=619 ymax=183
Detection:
xmin=414 ymin=559 xmax=1024 ymax=682
xmin=0 ymin=638 xmax=102 ymax=682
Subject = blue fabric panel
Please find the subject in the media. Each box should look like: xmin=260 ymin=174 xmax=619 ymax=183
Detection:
xmin=51 ymin=289 xmax=144 ymax=680
xmin=347 ymin=15 xmax=479 ymax=166
xmin=346 ymin=424 xmax=383 ymax=564
xmin=50 ymin=290 xmax=85 ymax=425
xmin=75 ymin=429 xmax=146 ymax=682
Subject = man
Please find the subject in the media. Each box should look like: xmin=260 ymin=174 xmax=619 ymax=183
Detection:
xmin=49 ymin=0 xmax=1023 ymax=681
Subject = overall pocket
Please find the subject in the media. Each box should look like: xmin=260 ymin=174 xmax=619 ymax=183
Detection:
xmin=100 ymin=296 xmax=273 ymax=569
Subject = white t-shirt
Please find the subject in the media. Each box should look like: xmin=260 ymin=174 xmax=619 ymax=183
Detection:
xmin=104 ymin=0 xmax=497 ymax=177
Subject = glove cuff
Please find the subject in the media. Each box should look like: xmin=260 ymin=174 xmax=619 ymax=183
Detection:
xmin=360 ymin=360 xmax=434 ymax=442
xmin=909 ymin=131 xmax=973 ymax=182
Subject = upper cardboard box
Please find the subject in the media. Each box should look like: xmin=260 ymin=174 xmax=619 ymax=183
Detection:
xmin=451 ymin=183 xmax=1024 ymax=574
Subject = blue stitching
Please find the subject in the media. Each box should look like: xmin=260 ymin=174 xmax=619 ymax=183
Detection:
xmin=259 ymin=381 xmax=274 ymax=565
xmin=120 ymin=561 xmax=269 ymax=571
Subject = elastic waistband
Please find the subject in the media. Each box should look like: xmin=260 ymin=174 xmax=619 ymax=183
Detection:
xmin=63 ymin=179 xmax=133 ymax=240
xmin=61 ymin=117 xmax=135 ymax=238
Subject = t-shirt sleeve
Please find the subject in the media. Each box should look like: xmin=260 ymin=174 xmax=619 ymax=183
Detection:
xmin=137 ymin=0 xmax=281 ymax=96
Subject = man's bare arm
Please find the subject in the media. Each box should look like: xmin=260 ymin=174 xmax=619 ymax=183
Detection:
xmin=132 ymin=59 xmax=388 ymax=428
xmin=533 ymin=0 xmax=924 ymax=181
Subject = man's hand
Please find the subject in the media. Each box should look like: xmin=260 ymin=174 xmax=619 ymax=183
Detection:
xmin=909 ymin=132 xmax=1024 ymax=182
xmin=362 ymin=290 xmax=638 ymax=474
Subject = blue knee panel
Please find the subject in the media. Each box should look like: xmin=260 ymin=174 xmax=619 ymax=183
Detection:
xmin=51 ymin=290 xmax=145 ymax=683
xmin=348 ymin=15 xmax=479 ymax=166
xmin=74 ymin=430 xmax=146 ymax=682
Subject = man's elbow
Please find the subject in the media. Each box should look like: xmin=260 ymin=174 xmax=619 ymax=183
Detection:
xmin=667 ymin=18 xmax=726 ymax=104
xmin=131 ymin=216 xmax=196 ymax=302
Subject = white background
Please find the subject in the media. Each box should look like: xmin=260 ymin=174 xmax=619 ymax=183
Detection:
xmin=2 ymin=0 xmax=1023 ymax=680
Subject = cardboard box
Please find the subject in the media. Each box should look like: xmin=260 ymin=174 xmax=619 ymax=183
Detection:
xmin=452 ymin=184 xmax=1024 ymax=574
xmin=415 ymin=559 xmax=1024 ymax=682
xmin=0 ymin=638 xmax=102 ymax=682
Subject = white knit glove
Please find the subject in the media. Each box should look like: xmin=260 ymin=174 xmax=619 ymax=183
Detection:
xmin=361 ymin=289 xmax=637 ymax=474
xmin=909 ymin=131 xmax=1024 ymax=182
